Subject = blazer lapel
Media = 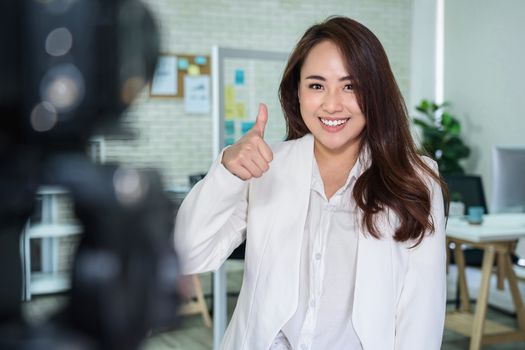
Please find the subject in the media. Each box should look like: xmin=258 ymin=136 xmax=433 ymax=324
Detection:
xmin=352 ymin=220 xmax=396 ymax=349
xmin=262 ymin=133 xmax=314 ymax=303
xmin=245 ymin=134 xmax=315 ymax=349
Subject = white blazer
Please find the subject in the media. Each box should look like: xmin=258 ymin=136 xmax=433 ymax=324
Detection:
xmin=174 ymin=134 xmax=447 ymax=350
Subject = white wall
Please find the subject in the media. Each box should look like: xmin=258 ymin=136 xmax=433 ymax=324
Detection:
xmin=409 ymin=0 xmax=437 ymax=112
xmin=444 ymin=0 xmax=525 ymax=205
xmin=106 ymin=0 xmax=414 ymax=188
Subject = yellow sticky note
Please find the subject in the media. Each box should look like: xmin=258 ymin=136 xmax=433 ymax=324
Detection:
xmin=225 ymin=85 xmax=236 ymax=119
xmin=188 ymin=64 xmax=200 ymax=76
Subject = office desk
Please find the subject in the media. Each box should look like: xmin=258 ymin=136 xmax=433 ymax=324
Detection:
xmin=445 ymin=213 xmax=525 ymax=350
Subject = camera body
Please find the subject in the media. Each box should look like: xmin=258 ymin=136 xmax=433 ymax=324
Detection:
xmin=0 ymin=1 xmax=180 ymax=349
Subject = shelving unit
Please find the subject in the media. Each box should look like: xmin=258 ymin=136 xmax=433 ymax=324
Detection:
xmin=22 ymin=186 xmax=83 ymax=300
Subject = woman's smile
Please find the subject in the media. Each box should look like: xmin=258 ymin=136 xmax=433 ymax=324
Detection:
xmin=318 ymin=116 xmax=351 ymax=131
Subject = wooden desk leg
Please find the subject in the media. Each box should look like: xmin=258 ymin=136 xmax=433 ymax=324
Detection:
xmin=497 ymin=252 xmax=505 ymax=290
xmin=503 ymin=253 xmax=525 ymax=332
xmin=470 ymin=245 xmax=496 ymax=350
xmin=454 ymin=241 xmax=471 ymax=312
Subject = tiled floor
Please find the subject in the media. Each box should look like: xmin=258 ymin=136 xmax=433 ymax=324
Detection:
xmin=22 ymin=261 xmax=525 ymax=349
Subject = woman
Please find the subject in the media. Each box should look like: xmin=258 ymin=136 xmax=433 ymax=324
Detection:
xmin=175 ymin=16 xmax=447 ymax=350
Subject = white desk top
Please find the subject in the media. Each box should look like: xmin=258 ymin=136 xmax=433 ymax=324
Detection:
xmin=446 ymin=213 xmax=525 ymax=242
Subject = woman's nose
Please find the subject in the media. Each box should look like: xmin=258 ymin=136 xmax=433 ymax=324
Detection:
xmin=321 ymin=90 xmax=344 ymax=114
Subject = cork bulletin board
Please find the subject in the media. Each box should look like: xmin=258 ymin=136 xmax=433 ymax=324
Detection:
xmin=149 ymin=53 xmax=211 ymax=98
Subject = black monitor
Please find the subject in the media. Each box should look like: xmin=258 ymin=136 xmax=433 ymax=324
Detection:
xmin=444 ymin=175 xmax=488 ymax=215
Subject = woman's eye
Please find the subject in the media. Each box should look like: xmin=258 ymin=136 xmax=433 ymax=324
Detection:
xmin=309 ymin=83 xmax=323 ymax=90
xmin=344 ymin=83 xmax=354 ymax=91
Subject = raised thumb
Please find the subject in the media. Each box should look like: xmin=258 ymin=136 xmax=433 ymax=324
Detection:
xmin=252 ymin=103 xmax=268 ymax=137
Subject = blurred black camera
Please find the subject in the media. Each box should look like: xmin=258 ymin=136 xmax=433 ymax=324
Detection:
xmin=0 ymin=1 xmax=180 ymax=349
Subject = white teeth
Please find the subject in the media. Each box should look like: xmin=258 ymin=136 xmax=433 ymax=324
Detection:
xmin=320 ymin=118 xmax=348 ymax=127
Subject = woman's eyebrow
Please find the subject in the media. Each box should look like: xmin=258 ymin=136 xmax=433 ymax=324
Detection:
xmin=305 ymin=75 xmax=325 ymax=81
xmin=304 ymin=75 xmax=353 ymax=81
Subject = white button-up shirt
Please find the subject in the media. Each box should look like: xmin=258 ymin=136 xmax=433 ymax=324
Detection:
xmin=279 ymin=156 xmax=364 ymax=350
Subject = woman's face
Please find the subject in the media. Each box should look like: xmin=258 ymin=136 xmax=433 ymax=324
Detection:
xmin=298 ymin=40 xmax=366 ymax=156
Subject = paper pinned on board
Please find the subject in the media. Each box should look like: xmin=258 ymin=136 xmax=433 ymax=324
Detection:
xmin=151 ymin=55 xmax=178 ymax=95
xmin=184 ymin=75 xmax=210 ymax=114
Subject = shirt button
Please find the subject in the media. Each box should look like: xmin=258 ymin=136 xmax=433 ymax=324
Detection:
xmin=309 ymin=300 xmax=315 ymax=308
xmin=315 ymin=253 xmax=321 ymax=260
xmin=301 ymin=345 xmax=307 ymax=350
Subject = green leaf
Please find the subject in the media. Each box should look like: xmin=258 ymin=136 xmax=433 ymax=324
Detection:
xmin=420 ymin=100 xmax=430 ymax=111
xmin=443 ymin=137 xmax=470 ymax=159
xmin=439 ymin=158 xmax=465 ymax=175
xmin=448 ymin=122 xmax=460 ymax=135
xmin=423 ymin=129 xmax=444 ymax=145
xmin=441 ymin=112 xmax=453 ymax=127
xmin=412 ymin=118 xmax=432 ymax=130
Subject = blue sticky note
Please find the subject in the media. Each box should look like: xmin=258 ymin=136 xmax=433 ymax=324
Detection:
xmin=195 ymin=56 xmax=207 ymax=65
xmin=224 ymin=137 xmax=235 ymax=147
xmin=235 ymin=69 xmax=245 ymax=85
xmin=178 ymin=58 xmax=189 ymax=70
xmin=241 ymin=121 xmax=255 ymax=134
xmin=225 ymin=121 xmax=235 ymax=135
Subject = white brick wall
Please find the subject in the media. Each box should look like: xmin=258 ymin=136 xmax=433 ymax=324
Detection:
xmin=106 ymin=0 xmax=413 ymax=188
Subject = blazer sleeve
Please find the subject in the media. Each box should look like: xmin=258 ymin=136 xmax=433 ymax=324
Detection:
xmin=174 ymin=150 xmax=249 ymax=275
xmin=394 ymin=158 xmax=447 ymax=350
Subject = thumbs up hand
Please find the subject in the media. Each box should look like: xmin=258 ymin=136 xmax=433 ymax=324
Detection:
xmin=222 ymin=103 xmax=274 ymax=180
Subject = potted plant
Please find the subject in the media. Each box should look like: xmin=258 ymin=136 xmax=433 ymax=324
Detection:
xmin=412 ymin=99 xmax=471 ymax=175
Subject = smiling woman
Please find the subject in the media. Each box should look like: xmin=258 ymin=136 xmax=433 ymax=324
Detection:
xmin=175 ymin=16 xmax=448 ymax=350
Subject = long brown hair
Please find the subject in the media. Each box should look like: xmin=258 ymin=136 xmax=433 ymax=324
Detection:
xmin=279 ymin=16 xmax=447 ymax=246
